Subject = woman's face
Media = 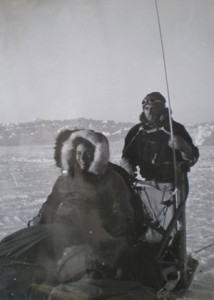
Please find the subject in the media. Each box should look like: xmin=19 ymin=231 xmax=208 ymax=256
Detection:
xmin=75 ymin=143 xmax=95 ymax=171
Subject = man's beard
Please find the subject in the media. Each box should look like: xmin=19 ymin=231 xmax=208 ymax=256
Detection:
xmin=145 ymin=115 xmax=159 ymax=127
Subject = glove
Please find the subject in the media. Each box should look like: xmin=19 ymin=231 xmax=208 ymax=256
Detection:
xmin=168 ymin=135 xmax=194 ymax=160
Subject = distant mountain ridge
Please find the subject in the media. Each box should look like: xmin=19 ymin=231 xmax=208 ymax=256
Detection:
xmin=0 ymin=118 xmax=213 ymax=146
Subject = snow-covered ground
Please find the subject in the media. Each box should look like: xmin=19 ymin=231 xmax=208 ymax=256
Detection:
xmin=0 ymin=143 xmax=213 ymax=299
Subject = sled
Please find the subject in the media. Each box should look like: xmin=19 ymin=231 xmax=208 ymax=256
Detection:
xmin=143 ymin=162 xmax=199 ymax=299
xmin=106 ymin=162 xmax=199 ymax=299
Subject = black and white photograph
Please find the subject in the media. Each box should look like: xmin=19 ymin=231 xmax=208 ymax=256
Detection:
xmin=0 ymin=0 xmax=213 ymax=299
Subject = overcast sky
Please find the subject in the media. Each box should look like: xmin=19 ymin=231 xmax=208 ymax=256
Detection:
xmin=0 ymin=0 xmax=213 ymax=125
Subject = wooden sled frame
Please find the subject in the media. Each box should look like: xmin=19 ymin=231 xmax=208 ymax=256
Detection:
xmin=156 ymin=163 xmax=198 ymax=299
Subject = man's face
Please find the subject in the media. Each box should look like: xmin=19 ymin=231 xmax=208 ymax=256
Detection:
xmin=76 ymin=143 xmax=95 ymax=171
xmin=143 ymin=103 xmax=162 ymax=124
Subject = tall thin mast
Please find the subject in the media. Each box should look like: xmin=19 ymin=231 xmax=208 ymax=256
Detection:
xmin=154 ymin=0 xmax=178 ymax=188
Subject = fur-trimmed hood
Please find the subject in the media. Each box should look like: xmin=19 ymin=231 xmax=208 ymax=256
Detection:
xmin=54 ymin=129 xmax=110 ymax=176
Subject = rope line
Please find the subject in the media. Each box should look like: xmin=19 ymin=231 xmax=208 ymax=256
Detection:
xmin=194 ymin=243 xmax=214 ymax=254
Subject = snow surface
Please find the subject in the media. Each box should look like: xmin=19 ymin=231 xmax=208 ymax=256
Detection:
xmin=190 ymin=123 xmax=214 ymax=146
xmin=0 ymin=144 xmax=214 ymax=299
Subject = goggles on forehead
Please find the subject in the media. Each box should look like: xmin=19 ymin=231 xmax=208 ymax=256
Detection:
xmin=142 ymin=98 xmax=163 ymax=106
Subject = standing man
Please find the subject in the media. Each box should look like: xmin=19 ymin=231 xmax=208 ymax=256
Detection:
xmin=121 ymin=92 xmax=199 ymax=242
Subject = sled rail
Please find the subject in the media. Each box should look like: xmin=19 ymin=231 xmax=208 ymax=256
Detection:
xmin=156 ymin=163 xmax=198 ymax=293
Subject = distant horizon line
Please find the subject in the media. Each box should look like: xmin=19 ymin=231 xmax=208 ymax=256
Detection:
xmin=0 ymin=117 xmax=213 ymax=126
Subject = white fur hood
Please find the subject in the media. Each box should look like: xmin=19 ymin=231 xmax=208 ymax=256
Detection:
xmin=55 ymin=129 xmax=110 ymax=176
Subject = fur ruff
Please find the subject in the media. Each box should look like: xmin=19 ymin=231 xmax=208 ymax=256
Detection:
xmin=54 ymin=129 xmax=79 ymax=168
xmin=60 ymin=129 xmax=110 ymax=176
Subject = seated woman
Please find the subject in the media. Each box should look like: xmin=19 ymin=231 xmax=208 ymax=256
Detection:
xmin=36 ymin=130 xmax=133 ymax=272
xmin=28 ymin=129 xmax=138 ymax=299
xmin=41 ymin=129 xmax=156 ymax=300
